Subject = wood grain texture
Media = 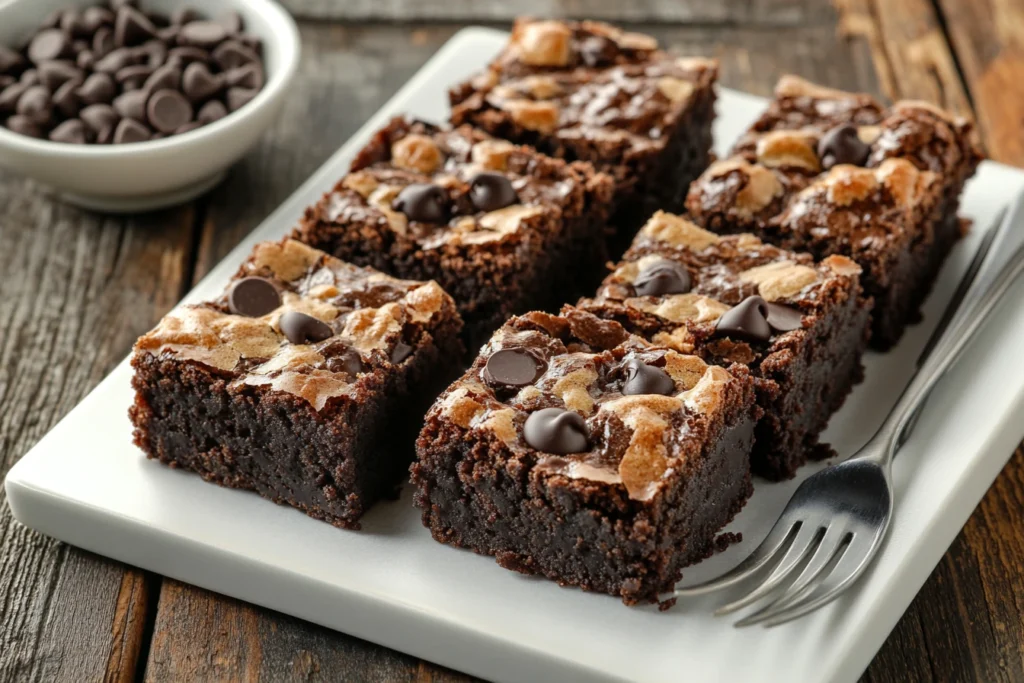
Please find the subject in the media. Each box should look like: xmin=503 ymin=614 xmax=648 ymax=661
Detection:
xmin=0 ymin=174 xmax=195 ymax=681
xmin=281 ymin=0 xmax=837 ymax=25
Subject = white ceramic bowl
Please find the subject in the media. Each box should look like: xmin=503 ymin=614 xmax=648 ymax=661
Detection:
xmin=0 ymin=0 xmax=300 ymax=212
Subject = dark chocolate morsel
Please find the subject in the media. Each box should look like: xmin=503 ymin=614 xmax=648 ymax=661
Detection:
xmin=715 ymin=295 xmax=772 ymax=342
xmin=115 ymin=64 xmax=154 ymax=84
xmin=182 ymin=61 xmax=224 ymax=103
xmin=213 ymin=40 xmax=259 ymax=70
xmin=225 ymin=63 xmax=263 ymax=90
xmin=16 ymin=86 xmax=53 ymax=126
xmin=112 ymin=117 xmax=150 ymax=144
xmin=28 ymin=29 xmax=71 ymax=64
xmin=49 ymin=119 xmax=88 ymax=144
xmin=621 ymin=359 xmax=675 ymax=396
xmin=167 ymin=46 xmax=211 ymax=66
xmin=469 ymin=172 xmax=518 ymax=212
xmin=280 ymin=311 xmax=333 ymax=345
xmin=225 ymin=86 xmax=257 ymax=111
xmin=0 ymin=75 xmax=13 ymax=90
xmin=326 ymin=348 xmax=364 ymax=378
xmin=93 ymin=27 xmax=115 ymax=58
xmin=817 ymin=124 xmax=870 ymax=170
xmin=82 ymin=6 xmax=115 ymax=32
xmin=174 ymin=121 xmax=203 ymax=135
xmin=77 ymin=72 xmax=116 ymax=105
xmin=144 ymin=64 xmax=182 ymax=92
xmin=393 ymin=183 xmax=449 ymax=223
xmin=0 ymin=82 xmax=28 ymax=114
xmin=76 ymin=51 xmax=96 ymax=70
xmin=523 ymin=408 xmax=589 ymax=454
xmin=147 ymin=88 xmax=193 ymax=133
xmin=113 ymin=88 xmax=149 ymax=122
xmin=633 ymin=258 xmax=691 ymax=297
xmin=114 ymin=6 xmax=158 ymax=47
xmin=52 ymin=79 xmax=82 ymax=118
xmin=228 ymin=277 xmax=281 ymax=317
xmin=5 ymin=115 xmax=43 ymax=138
xmin=764 ymin=302 xmax=803 ymax=333
xmin=38 ymin=60 xmax=82 ymax=91
xmin=80 ymin=103 xmax=120 ymax=140
xmin=0 ymin=45 xmax=25 ymax=75
xmin=20 ymin=69 xmax=40 ymax=86
xmin=179 ymin=21 xmax=228 ymax=49
xmin=484 ymin=348 xmax=545 ymax=387
xmin=171 ymin=8 xmax=201 ymax=25
xmin=93 ymin=47 xmax=135 ymax=74
xmin=197 ymin=98 xmax=228 ymax=123
xmin=390 ymin=341 xmax=414 ymax=364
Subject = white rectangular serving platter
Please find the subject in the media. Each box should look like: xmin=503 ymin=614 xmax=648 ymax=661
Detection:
xmin=7 ymin=27 xmax=1024 ymax=683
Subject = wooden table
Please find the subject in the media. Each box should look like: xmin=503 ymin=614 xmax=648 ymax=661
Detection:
xmin=2 ymin=1 xmax=1023 ymax=681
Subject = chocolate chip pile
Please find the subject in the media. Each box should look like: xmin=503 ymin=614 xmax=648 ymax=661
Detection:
xmin=0 ymin=1 xmax=266 ymax=144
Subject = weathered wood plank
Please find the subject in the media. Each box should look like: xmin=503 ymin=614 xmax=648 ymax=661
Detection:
xmin=937 ymin=0 xmax=1024 ymax=164
xmin=0 ymin=175 xmax=196 ymax=681
xmin=280 ymin=0 xmax=837 ymax=26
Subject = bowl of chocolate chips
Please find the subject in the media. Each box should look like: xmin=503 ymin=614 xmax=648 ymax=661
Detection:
xmin=0 ymin=0 xmax=299 ymax=211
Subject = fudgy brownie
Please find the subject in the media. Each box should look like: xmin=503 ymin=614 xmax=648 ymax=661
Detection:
xmin=577 ymin=211 xmax=871 ymax=479
xmin=293 ymin=117 xmax=614 ymax=351
xmin=449 ymin=18 xmax=717 ymax=241
xmin=686 ymin=76 xmax=982 ymax=349
xmin=129 ymin=239 xmax=463 ymax=529
xmin=413 ymin=307 xmax=758 ymax=606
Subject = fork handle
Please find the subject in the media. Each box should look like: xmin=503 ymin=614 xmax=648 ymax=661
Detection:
xmin=867 ymin=233 xmax=1024 ymax=464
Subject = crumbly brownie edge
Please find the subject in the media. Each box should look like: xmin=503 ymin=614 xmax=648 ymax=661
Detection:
xmin=411 ymin=384 xmax=757 ymax=606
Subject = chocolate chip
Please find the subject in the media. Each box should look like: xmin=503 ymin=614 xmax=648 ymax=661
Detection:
xmin=114 ymin=7 xmax=158 ymax=47
xmin=633 ymin=258 xmax=691 ymax=297
xmin=115 ymin=64 xmax=154 ymax=84
xmin=225 ymin=86 xmax=257 ymax=111
xmin=17 ymin=86 xmax=53 ymax=126
xmin=0 ymin=46 xmax=26 ymax=75
xmin=76 ymin=51 xmax=96 ymax=70
xmin=171 ymin=8 xmax=202 ymax=26
xmin=179 ymin=21 xmax=228 ymax=49
xmin=60 ymin=10 xmax=89 ymax=38
xmin=113 ymin=88 xmax=148 ymax=122
xmin=523 ymin=408 xmax=589 ymax=454
xmin=280 ymin=311 xmax=333 ymax=345
xmin=485 ymin=348 xmax=545 ymax=387
xmin=764 ymin=303 xmax=803 ymax=333
xmin=94 ymin=47 xmax=134 ymax=74
xmin=0 ymin=82 xmax=28 ymax=114
xmin=622 ymin=359 xmax=675 ymax=396
xmin=156 ymin=26 xmax=180 ymax=44
xmin=20 ymin=69 xmax=40 ymax=86
xmin=818 ymin=124 xmax=870 ymax=170
xmin=225 ymin=63 xmax=263 ymax=90
xmin=325 ymin=347 xmax=364 ymax=378
xmin=715 ymin=295 xmax=772 ymax=343
xmin=144 ymin=64 xmax=181 ymax=92
xmin=174 ymin=120 xmax=202 ymax=135
xmin=218 ymin=11 xmax=243 ymax=35
xmin=196 ymin=98 xmax=227 ymax=123
xmin=469 ymin=172 xmax=518 ymax=212
xmin=49 ymin=118 xmax=88 ymax=144
xmin=137 ymin=39 xmax=168 ymax=68
xmin=212 ymin=40 xmax=258 ymax=70
xmin=82 ymin=6 xmax=115 ymax=32
xmin=93 ymin=27 xmax=115 ymax=58
xmin=77 ymin=72 xmax=116 ymax=105
xmin=391 ymin=341 xmax=414 ymax=364
xmin=5 ymin=115 xmax=42 ymax=138
xmin=167 ymin=46 xmax=211 ymax=66
xmin=52 ymin=79 xmax=82 ymax=118
xmin=0 ymin=76 xmax=13 ymax=90
xmin=182 ymin=61 xmax=223 ymax=102
xmin=80 ymin=103 xmax=120 ymax=140
xmin=112 ymin=116 xmax=150 ymax=143
xmin=38 ymin=61 xmax=83 ymax=91
xmin=28 ymin=29 xmax=72 ymax=64
xmin=228 ymin=276 xmax=280 ymax=317
xmin=147 ymin=88 xmax=193 ymax=133
xmin=393 ymin=184 xmax=449 ymax=223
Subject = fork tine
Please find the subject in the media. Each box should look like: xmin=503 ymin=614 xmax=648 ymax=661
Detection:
xmin=733 ymin=529 xmax=852 ymax=627
xmin=715 ymin=524 xmax=825 ymax=616
xmin=671 ymin=521 xmax=802 ymax=597
xmin=757 ymin=534 xmax=878 ymax=628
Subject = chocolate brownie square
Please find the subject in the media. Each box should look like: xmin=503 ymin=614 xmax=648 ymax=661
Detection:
xmin=449 ymin=19 xmax=717 ymax=241
xmin=577 ymin=212 xmax=871 ymax=479
xmin=129 ymin=239 xmax=463 ymax=529
xmin=686 ymin=76 xmax=982 ymax=349
xmin=293 ymin=117 xmax=614 ymax=351
xmin=413 ymin=308 xmax=758 ymax=606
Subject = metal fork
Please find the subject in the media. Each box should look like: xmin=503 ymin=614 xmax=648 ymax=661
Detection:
xmin=671 ymin=207 xmax=1024 ymax=627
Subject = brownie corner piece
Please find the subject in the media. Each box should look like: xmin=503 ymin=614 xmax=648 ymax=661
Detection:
xmin=129 ymin=238 xmax=463 ymax=529
xmin=448 ymin=18 xmax=718 ymax=234
xmin=292 ymin=116 xmax=615 ymax=349
xmin=577 ymin=211 xmax=871 ymax=479
xmin=412 ymin=308 xmax=758 ymax=605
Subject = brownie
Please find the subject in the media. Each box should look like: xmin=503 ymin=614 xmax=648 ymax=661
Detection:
xmin=292 ymin=117 xmax=614 ymax=351
xmin=412 ymin=307 xmax=759 ymax=606
xmin=129 ymin=239 xmax=464 ymax=529
xmin=686 ymin=76 xmax=982 ymax=349
xmin=577 ymin=211 xmax=871 ymax=479
xmin=449 ymin=19 xmax=718 ymax=243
